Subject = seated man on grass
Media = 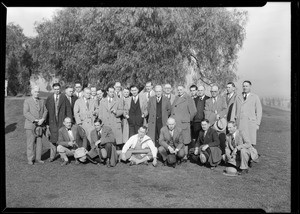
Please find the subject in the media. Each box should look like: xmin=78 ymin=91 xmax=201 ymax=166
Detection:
xmin=57 ymin=117 xmax=88 ymax=166
xmin=120 ymin=126 xmax=158 ymax=166
xmin=224 ymin=121 xmax=259 ymax=175
xmin=190 ymin=119 xmax=222 ymax=169
xmin=85 ymin=118 xmax=118 ymax=167
xmin=158 ymin=117 xmax=185 ymax=168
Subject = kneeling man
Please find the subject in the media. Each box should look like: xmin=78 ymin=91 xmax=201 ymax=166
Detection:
xmin=191 ymin=119 xmax=222 ymax=169
xmin=120 ymin=126 xmax=158 ymax=166
xmin=224 ymin=121 xmax=259 ymax=175
xmin=86 ymin=118 xmax=118 ymax=167
xmin=158 ymin=117 xmax=185 ymax=167
xmin=57 ymin=117 xmax=88 ymax=166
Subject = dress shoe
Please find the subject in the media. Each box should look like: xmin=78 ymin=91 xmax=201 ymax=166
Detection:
xmin=61 ymin=160 xmax=69 ymax=166
xmin=48 ymin=158 xmax=54 ymax=162
xmin=129 ymin=161 xmax=135 ymax=166
xmin=210 ymin=166 xmax=216 ymax=170
xmin=238 ymin=169 xmax=249 ymax=175
xmin=75 ymin=160 xmax=80 ymax=165
xmin=28 ymin=161 xmax=34 ymax=165
xmin=171 ymin=163 xmax=176 ymax=168
xmin=106 ymin=159 xmax=111 ymax=168
xmin=162 ymin=160 xmax=167 ymax=166
xmin=35 ymin=160 xmax=44 ymax=164
xmin=86 ymin=154 xmax=97 ymax=164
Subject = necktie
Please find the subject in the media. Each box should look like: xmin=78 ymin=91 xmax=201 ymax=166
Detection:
xmin=157 ymin=97 xmax=160 ymax=103
xmin=55 ymin=95 xmax=59 ymax=119
xmin=68 ymin=129 xmax=74 ymax=142
xmin=204 ymin=131 xmax=207 ymax=138
xmin=212 ymin=98 xmax=215 ymax=103
xmin=232 ymin=135 xmax=236 ymax=147
xmin=109 ymin=98 xmax=112 ymax=103
xmin=98 ymin=131 xmax=101 ymax=139
xmin=86 ymin=99 xmax=89 ymax=109
xmin=69 ymin=97 xmax=72 ymax=104
xmin=243 ymin=93 xmax=247 ymax=101
xmin=168 ymin=95 xmax=171 ymax=100
xmin=134 ymin=96 xmax=137 ymax=103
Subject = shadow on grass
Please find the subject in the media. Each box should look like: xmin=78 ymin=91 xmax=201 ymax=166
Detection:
xmin=5 ymin=122 xmax=17 ymax=134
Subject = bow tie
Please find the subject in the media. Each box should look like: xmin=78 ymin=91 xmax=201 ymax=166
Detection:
xmin=67 ymin=128 xmax=72 ymax=131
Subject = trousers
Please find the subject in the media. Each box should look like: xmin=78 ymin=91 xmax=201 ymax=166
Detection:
xmin=26 ymin=129 xmax=42 ymax=162
xmin=158 ymin=146 xmax=185 ymax=161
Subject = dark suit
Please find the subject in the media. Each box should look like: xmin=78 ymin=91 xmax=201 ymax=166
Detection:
xmin=87 ymin=126 xmax=118 ymax=167
xmin=158 ymin=126 xmax=185 ymax=161
xmin=57 ymin=124 xmax=87 ymax=149
xmin=23 ymin=97 xmax=48 ymax=163
xmin=45 ymin=93 xmax=72 ymax=160
xmin=191 ymin=95 xmax=210 ymax=142
xmin=65 ymin=95 xmax=78 ymax=120
xmin=191 ymin=127 xmax=222 ymax=167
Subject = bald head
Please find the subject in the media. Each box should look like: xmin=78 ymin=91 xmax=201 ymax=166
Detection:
xmin=31 ymin=86 xmax=40 ymax=99
xmin=164 ymin=83 xmax=172 ymax=95
xmin=198 ymin=85 xmax=205 ymax=97
xmin=210 ymin=85 xmax=219 ymax=98
xmin=177 ymin=86 xmax=185 ymax=97
xmin=167 ymin=117 xmax=176 ymax=131
xmin=83 ymin=87 xmax=91 ymax=99
xmin=155 ymin=85 xmax=162 ymax=98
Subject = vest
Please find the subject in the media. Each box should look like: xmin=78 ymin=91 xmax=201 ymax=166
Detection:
xmin=156 ymin=97 xmax=162 ymax=120
xmin=129 ymin=98 xmax=143 ymax=125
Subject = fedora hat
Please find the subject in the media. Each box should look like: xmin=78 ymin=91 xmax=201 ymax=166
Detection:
xmin=199 ymin=152 xmax=208 ymax=163
xmin=213 ymin=118 xmax=227 ymax=132
xmin=33 ymin=126 xmax=46 ymax=137
xmin=223 ymin=166 xmax=238 ymax=177
xmin=74 ymin=147 xmax=88 ymax=160
xmin=167 ymin=154 xmax=177 ymax=165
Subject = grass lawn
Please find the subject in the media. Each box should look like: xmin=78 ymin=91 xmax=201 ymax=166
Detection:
xmin=4 ymin=98 xmax=291 ymax=211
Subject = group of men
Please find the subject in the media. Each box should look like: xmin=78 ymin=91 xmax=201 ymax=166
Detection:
xmin=23 ymin=80 xmax=262 ymax=175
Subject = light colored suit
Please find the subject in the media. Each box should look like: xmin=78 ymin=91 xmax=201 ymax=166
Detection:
xmin=204 ymin=95 xmax=228 ymax=126
xmin=226 ymin=92 xmax=237 ymax=122
xmin=73 ymin=97 xmax=97 ymax=143
xmin=23 ymin=97 xmax=48 ymax=162
xmin=146 ymin=96 xmax=171 ymax=143
xmin=225 ymin=129 xmax=258 ymax=169
xmin=230 ymin=93 xmax=262 ymax=145
xmin=98 ymin=97 xmax=123 ymax=145
xmin=171 ymin=93 xmax=197 ymax=145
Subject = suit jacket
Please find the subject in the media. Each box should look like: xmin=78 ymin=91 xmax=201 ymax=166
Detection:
xmin=159 ymin=126 xmax=184 ymax=151
xmin=122 ymin=96 xmax=131 ymax=143
xmin=74 ymin=91 xmax=83 ymax=99
xmin=45 ymin=93 xmax=72 ymax=143
xmin=193 ymin=95 xmax=210 ymax=122
xmin=123 ymin=95 xmax=148 ymax=126
xmin=139 ymin=89 xmax=155 ymax=104
xmin=90 ymin=126 xmax=116 ymax=150
xmin=171 ymin=93 xmax=197 ymax=144
xmin=230 ymin=93 xmax=262 ymax=145
xmin=23 ymin=97 xmax=48 ymax=130
xmin=73 ymin=97 xmax=97 ymax=125
xmin=146 ymin=96 xmax=171 ymax=141
xmin=225 ymin=130 xmax=258 ymax=160
xmin=98 ymin=97 xmax=123 ymax=145
xmin=57 ymin=124 xmax=87 ymax=149
xmin=204 ymin=95 xmax=227 ymax=125
xmin=164 ymin=93 xmax=176 ymax=105
xmin=226 ymin=92 xmax=237 ymax=122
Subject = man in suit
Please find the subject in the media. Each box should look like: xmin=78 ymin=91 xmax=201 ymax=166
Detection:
xmin=171 ymin=85 xmax=197 ymax=161
xmin=65 ymin=85 xmax=78 ymax=121
xmin=86 ymin=118 xmax=118 ymax=167
xmin=95 ymin=89 xmax=104 ymax=112
xmin=145 ymin=85 xmax=171 ymax=147
xmin=122 ymin=87 xmax=131 ymax=144
xmin=120 ymin=126 xmax=158 ymax=166
xmin=230 ymin=80 xmax=262 ymax=146
xmin=23 ymin=86 xmax=48 ymax=165
xmin=45 ymin=83 xmax=72 ymax=162
xmin=74 ymin=87 xmax=98 ymax=145
xmin=158 ymin=117 xmax=185 ymax=167
xmin=224 ymin=121 xmax=259 ymax=175
xmin=74 ymin=81 xmax=83 ymax=98
xmin=225 ymin=82 xmax=237 ymax=130
xmin=190 ymin=84 xmax=199 ymax=145
xmin=190 ymin=119 xmax=222 ymax=169
xmin=98 ymin=86 xmax=123 ymax=147
xmin=123 ymin=85 xmax=147 ymax=138
xmin=57 ymin=117 xmax=88 ymax=166
xmin=90 ymin=86 xmax=98 ymax=100
xmin=192 ymin=85 xmax=210 ymax=145
xmin=163 ymin=83 xmax=176 ymax=105
xmin=114 ymin=82 xmax=123 ymax=99
xmin=139 ymin=81 xmax=155 ymax=104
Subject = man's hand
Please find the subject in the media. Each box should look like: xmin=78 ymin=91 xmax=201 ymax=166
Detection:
xmin=95 ymin=140 xmax=101 ymax=147
xmin=141 ymin=114 xmax=145 ymax=118
xmin=216 ymin=114 xmax=220 ymax=120
xmin=194 ymin=147 xmax=199 ymax=155
xmin=37 ymin=119 xmax=44 ymax=126
xmin=45 ymin=127 xmax=51 ymax=138
xmin=256 ymin=124 xmax=259 ymax=130
xmin=168 ymin=146 xmax=175 ymax=154
xmin=174 ymin=148 xmax=179 ymax=154
xmin=68 ymin=141 xmax=74 ymax=147
xmin=152 ymin=158 xmax=157 ymax=166
xmin=111 ymin=109 xmax=116 ymax=114
xmin=201 ymin=144 xmax=209 ymax=151
xmin=92 ymin=111 xmax=98 ymax=116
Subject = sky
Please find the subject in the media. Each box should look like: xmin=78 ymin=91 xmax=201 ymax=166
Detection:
xmin=6 ymin=3 xmax=291 ymax=98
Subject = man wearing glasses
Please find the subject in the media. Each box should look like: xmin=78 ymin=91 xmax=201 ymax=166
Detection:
xmin=74 ymin=81 xmax=83 ymax=98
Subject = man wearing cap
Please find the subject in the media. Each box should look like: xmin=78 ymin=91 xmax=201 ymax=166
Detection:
xmin=224 ymin=121 xmax=259 ymax=175
xmin=57 ymin=117 xmax=89 ymax=166
xmin=190 ymin=119 xmax=222 ymax=169
xmin=158 ymin=117 xmax=185 ymax=167
xmin=145 ymin=85 xmax=171 ymax=147
xmin=74 ymin=87 xmax=98 ymax=145
xmin=23 ymin=86 xmax=48 ymax=165
xmin=171 ymin=85 xmax=197 ymax=161
xmin=163 ymin=83 xmax=176 ymax=105
xmin=120 ymin=126 xmax=158 ymax=166
xmin=85 ymin=118 xmax=118 ymax=167
xmin=45 ymin=83 xmax=73 ymax=162
xmin=114 ymin=82 xmax=123 ymax=99
xmin=230 ymin=80 xmax=262 ymax=146
xmin=98 ymin=86 xmax=123 ymax=147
